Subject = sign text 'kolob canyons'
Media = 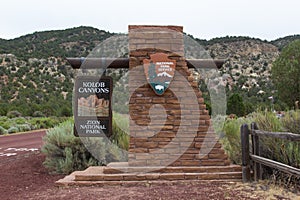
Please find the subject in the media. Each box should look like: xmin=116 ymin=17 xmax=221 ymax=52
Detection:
xmin=74 ymin=76 xmax=112 ymax=137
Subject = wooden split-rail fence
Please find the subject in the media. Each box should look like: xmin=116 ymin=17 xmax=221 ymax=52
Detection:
xmin=241 ymin=122 xmax=300 ymax=182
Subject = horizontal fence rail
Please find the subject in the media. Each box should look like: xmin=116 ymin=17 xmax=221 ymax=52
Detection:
xmin=251 ymin=130 xmax=300 ymax=141
xmin=241 ymin=122 xmax=300 ymax=182
xmin=250 ymin=155 xmax=300 ymax=177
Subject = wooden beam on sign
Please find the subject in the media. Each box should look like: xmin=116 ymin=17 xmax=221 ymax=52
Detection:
xmin=185 ymin=59 xmax=225 ymax=69
xmin=67 ymin=58 xmax=129 ymax=69
xmin=67 ymin=58 xmax=225 ymax=69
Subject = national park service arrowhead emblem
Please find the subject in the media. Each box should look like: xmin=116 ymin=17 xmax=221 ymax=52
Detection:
xmin=143 ymin=53 xmax=176 ymax=95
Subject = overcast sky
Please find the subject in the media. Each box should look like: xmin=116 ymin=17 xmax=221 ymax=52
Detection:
xmin=1 ymin=0 xmax=299 ymax=40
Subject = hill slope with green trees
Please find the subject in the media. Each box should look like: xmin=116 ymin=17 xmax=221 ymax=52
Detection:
xmin=0 ymin=26 xmax=113 ymax=60
xmin=0 ymin=26 xmax=113 ymax=116
xmin=0 ymin=26 xmax=299 ymax=117
xmin=272 ymin=40 xmax=300 ymax=108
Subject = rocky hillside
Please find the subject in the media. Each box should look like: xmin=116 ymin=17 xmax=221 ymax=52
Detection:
xmin=208 ymin=39 xmax=279 ymax=90
xmin=0 ymin=26 xmax=299 ymax=116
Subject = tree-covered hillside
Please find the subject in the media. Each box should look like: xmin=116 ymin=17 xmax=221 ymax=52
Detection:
xmin=0 ymin=26 xmax=114 ymax=60
xmin=0 ymin=54 xmax=73 ymax=116
xmin=0 ymin=26 xmax=113 ymax=117
xmin=271 ymin=35 xmax=300 ymax=50
xmin=0 ymin=26 xmax=299 ymax=117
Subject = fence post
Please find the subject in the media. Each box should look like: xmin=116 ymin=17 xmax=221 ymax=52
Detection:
xmin=251 ymin=122 xmax=262 ymax=181
xmin=241 ymin=124 xmax=250 ymax=182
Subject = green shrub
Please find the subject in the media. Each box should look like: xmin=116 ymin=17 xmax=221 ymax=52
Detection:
xmin=8 ymin=126 xmax=19 ymax=134
xmin=7 ymin=110 xmax=22 ymax=118
xmin=16 ymin=124 xmax=31 ymax=132
xmin=227 ymin=93 xmax=246 ymax=117
xmin=267 ymin=110 xmax=300 ymax=168
xmin=220 ymin=110 xmax=299 ymax=186
xmin=0 ymin=126 xmax=8 ymax=135
xmin=250 ymin=111 xmax=300 ymax=175
xmin=13 ymin=117 xmax=26 ymax=124
xmin=42 ymin=119 xmax=126 ymax=174
xmin=282 ymin=110 xmax=300 ymax=134
xmin=111 ymin=113 xmax=129 ymax=150
xmin=0 ymin=116 xmax=68 ymax=134
xmin=32 ymin=111 xmax=46 ymax=118
xmin=0 ymin=116 xmax=11 ymax=129
xmin=29 ymin=117 xmax=66 ymax=129
xmin=221 ymin=117 xmax=252 ymax=165
xmin=220 ymin=111 xmax=300 ymax=167
xmin=0 ymin=116 xmax=8 ymax=122
xmin=251 ymin=110 xmax=283 ymax=132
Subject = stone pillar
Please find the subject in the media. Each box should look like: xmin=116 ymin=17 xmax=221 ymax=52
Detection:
xmin=128 ymin=25 xmax=229 ymax=167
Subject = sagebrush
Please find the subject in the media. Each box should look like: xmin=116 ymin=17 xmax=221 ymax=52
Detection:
xmin=42 ymin=119 xmax=127 ymax=174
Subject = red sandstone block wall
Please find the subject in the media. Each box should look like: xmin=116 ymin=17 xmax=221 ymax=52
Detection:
xmin=128 ymin=25 xmax=230 ymax=167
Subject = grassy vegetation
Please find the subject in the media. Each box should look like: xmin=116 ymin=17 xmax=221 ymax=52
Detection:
xmin=42 ymin=119 xmax=100 ymax=174
xmin=111 ymin=112 xmax=129 ymax=150
xmin=37 ymin=108 xmax=300 ymax=183
xmin=42 ymin=114 xmax=129 ymax=174
xmin=282 ymin=110 xmax=300 ymax=134
xmin=0 ymin=116 xmax=68 ymax=135
xmin=220 ymin=117 xmax=252 ymax=165
xmin=220 ymin=110 xmax=300 ymax=187
xmin=221 ymin=110 xmax=300 ymax=165
xmin=251 ymin=110 xmax=300 ymax=168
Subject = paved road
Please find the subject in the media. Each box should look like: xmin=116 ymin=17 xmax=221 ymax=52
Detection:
xmin=0 ymin=130 xmax=46 ymax=158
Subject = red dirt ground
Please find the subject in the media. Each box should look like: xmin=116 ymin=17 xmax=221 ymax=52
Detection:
xmin=0 ymin=151 xmax=299 ymax=200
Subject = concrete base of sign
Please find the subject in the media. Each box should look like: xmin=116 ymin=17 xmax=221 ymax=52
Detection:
xmin=56 ymin=163 xmax=242 ymax=187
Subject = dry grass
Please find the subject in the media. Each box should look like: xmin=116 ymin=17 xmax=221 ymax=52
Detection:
xmin=225 ymin=181 xmax=300 ymax=200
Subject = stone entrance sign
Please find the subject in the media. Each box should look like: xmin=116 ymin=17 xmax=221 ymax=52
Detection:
xmin=74 ymin=76 xmax=112 ymax=137
xmin=58 ymin=25 xmax=242 ymax=186
xmin=128 ymin=25 xmax=229 ymax=167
